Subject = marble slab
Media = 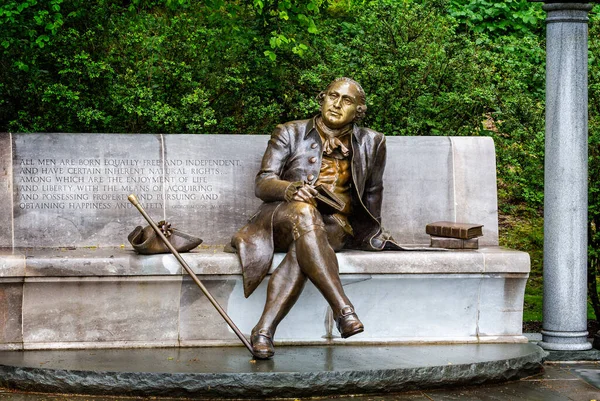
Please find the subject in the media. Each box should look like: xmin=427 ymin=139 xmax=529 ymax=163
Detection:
xmin=21 ymin=247 xmax=190 ymax=277
xmin=382 ymin=136 xmax=499 ymax=246
xmin=6 ymin=134 xmax=500 ymax=248
xmin=161 ymin=135 xmax=265 ymax=246
xmin=0 ymin=249 xmax=25 ymax=277
xmin=12 ymin=133 xmax=164 ymax=247
xmin=23 ymin=248 xmax=134 ymax=276
xmin=179 ymin=277 xmax=240 ymax=342
xmin=450 ymin=136 xmax=499 ymax=245
xmin=477 ymin=275 xmax=527 ymax=336
xmin=0 ymin=281 xmax=23 ymax=346
xmin=10 ymin=268 xmax=528 ymax=348
xmin=335 ymin=249 xmax=486 ymax=274
xmin=342 ymin=274 xmax=481 ymax=339
xmin=21 ymin=277 xmax=182 ymax=345
xmin=17 ymin=247 xmax=530 ymax=277
xmin=382 ymin=137 xmax=455 ymax=245
xmin=481 ymin=247 xmax=531 ymax=273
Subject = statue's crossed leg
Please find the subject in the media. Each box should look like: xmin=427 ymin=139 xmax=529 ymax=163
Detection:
xmin=251 ymin=201 xmax=363 ymax=359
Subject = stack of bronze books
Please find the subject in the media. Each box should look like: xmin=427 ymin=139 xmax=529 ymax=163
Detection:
xmin=425 ymin=221 xmax=483 ymax=249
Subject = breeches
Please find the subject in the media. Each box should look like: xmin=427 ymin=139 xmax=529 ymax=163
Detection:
xmin=272 ymin=201 xmax=348 ymax=251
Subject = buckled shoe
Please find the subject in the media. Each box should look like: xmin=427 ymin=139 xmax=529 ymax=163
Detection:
xmin=250 ymin=328 xmax=275 ymax=359
xmin=335 ymin=306 xmax=364 ymax=338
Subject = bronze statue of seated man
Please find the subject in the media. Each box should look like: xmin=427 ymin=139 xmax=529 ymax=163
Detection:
xmin=232 ymin=77 xmax=400 ymax=359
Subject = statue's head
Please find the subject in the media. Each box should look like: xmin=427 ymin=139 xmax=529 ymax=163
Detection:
xmin=317 ymin=77 xmax=367 ymax=129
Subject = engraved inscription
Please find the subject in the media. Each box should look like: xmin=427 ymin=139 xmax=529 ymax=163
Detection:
xmin=15 ymin=157 xmax=242 ymax=211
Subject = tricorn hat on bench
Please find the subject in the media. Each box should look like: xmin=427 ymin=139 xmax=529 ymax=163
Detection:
xmin=128 ymin=220 xmax=203 ymax=255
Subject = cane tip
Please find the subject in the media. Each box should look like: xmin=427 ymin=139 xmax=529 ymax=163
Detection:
xmin=128 ymin=194 xmax=140 ymax=205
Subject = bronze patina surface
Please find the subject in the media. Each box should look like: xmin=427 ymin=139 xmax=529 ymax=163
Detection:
xmin=232 ymin=78 xmax=402 ymax=359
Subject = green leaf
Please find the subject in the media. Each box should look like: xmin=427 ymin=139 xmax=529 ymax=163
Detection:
xmin=264 ymin=50 xmax=276 ymax=61
xmin=35 ymin=35 xmax=50 ymax=48
xmin=14 ymin=61 xmax=29 ymax=72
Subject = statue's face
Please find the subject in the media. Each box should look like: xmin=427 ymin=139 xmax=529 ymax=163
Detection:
xmin=320 ymin=81 xmax=361 ymax=129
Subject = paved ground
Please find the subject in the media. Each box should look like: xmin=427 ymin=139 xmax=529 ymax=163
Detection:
xmin=0 ymin=343 xmax=598 ymax=400
xmin=0 ymin=344 xmax=544 ymax=398
xmin=0 ymin=363 xmax=598 ymax=401
xmin=0 ymin=344 xmax=542 ymax=373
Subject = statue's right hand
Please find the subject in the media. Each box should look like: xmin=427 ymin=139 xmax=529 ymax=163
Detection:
xmin=292 ymin=184 xmax=318 ymax=206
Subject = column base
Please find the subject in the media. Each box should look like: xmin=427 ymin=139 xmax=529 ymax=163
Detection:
xmin=539 ymin=330 xmax=592 ymax=351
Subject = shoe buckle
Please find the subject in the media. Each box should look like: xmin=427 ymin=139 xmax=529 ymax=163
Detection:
xmin=256 ymin=328 xmax=272 ymax=338
xmin=339 ymin=306 xmax=354 ymax=317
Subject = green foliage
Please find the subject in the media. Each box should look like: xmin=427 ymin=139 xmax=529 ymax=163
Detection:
xmin=499 ymin=214 xmax=543 ymax=321
xmin=449 ymin=0 xmax=544 ymax=37
xmin=587 ymin=7 xmax=600 ymax=322
xmin=0 ymin=0 xmax=66 ymax=51
xmin=0 ymin=0 xmax=326 ymax=132
xmin=314 ymin=0 xmax=490 ymax=136
xmin=0 ymin=0 xmax=546 ymax=139
xmin=523 ymin=284 xmax=543 ymax=322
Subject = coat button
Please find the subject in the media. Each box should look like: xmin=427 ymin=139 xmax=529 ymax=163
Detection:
xmin=311 ymin=143 xmax=318 ymax=149
xmin=309 ymin=157 xmax=317 ymax=163
xmin=307 ymin=174 xmax=315 ymax=181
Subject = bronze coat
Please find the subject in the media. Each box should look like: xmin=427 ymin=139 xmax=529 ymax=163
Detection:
xmin=232 ymin=118 xmax=400 ymax=297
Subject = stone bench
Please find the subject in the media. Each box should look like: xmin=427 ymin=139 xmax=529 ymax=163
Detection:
xmin=0 ymin=132 xmax=529 ymax=350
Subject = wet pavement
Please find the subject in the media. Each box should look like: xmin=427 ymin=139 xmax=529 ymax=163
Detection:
xmin=0 ymin=344 xmax=544 ymax=398
xmin=0 ymin=344 xmax=598 ymax=400
xmin=0 ymin=344 xmax=541 ymax=373
xmin=0 ymin=363 xmax=598 ymax=400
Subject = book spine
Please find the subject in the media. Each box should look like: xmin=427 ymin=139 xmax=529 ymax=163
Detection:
xmin=452 ymin=227 xmax=468 ymax=238
xmin=427 ymin=226 xmax=469 ymax=239
xmin=430 ymin=237 xmax=478 ymax=249
xmin=427 ymin=225 xmax=470 ymax=239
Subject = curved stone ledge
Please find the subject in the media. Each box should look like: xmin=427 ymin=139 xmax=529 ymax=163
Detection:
xmin=0 ymin=343 xmax=546 ymax=398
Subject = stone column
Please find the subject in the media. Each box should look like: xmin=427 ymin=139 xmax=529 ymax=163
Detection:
xmin=538 ymin=2 xmax=593 ymax=351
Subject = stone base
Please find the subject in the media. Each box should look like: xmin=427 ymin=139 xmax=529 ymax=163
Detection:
xmin=0 ymin=343 xmax=546 ymax=398
xmin=538 ymin=341 xmax=593 ymax=351
xmin=543 ymin=347 xmax=600 ymax=362
xmin=0 ymin=246 xmax=529 ymax=350
xmin=539 ymin=329 xmax=593 ymax=351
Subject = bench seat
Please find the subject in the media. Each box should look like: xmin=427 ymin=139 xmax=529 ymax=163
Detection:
xmin=0 ymin=246 xmax=528 ymax=350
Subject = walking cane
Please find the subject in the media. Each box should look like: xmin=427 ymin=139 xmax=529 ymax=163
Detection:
xmin=128 ymin=194 xmax=255 ymax=357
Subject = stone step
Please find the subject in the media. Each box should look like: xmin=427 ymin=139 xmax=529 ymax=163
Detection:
xmin=0 ymin=343 xmax=546 ymax=398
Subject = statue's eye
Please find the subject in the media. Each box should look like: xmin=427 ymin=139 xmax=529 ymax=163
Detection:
xmin=344 ymin=98 xmax=353 ymax=105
